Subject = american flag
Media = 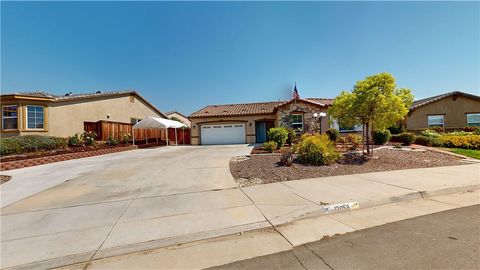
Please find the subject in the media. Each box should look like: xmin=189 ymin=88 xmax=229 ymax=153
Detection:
xmin=292 ymin=84 xmax=300 ymax=100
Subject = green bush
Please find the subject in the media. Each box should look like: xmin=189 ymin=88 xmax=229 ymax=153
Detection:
xmin=441 ymin=135 xmax=480 ymax=150
xmin=263 ymin=141 xmax=277 ymax=153
xmin=0 ymin=138 xmax=22 ymax=156
xmin=387 ymin=125 xmax=405 ymax=135
xmin=68 ymin=133 xmax=83 ymax=147
xmin=419 ymin=129 xmax=441 ymax=138
xmin=391 ymin=133 xmax=416 ymax=146
xmin=414 ymin=135 xmax=431 ymax=146
xmin=82 ymin=131 xmax=97 ymax=146
xmin=373 ymin=130 xmax=391 ymax=145
xmin=106 ymin=136 xmax=119 ymax=146
xmin=325 ymin=128 xmax=340 ymax=142
xmin=267 ymin=127 xmax=289 ymax=149
xmin=297 ymin=134 xmax=341 ymax=165
xmin=285 ymin=128 xmax=296 ymax=145
xmin=0 ymin=135 xmax=67 ymax=156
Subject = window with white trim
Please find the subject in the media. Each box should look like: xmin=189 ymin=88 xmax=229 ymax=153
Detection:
xmin=427 ymin=115 xmax=444 ymax=128
xmin=466 ymin=113 xmax=480 ymax=127
xmin=291 ymin=114 xmax=303 ymax=131
xmin=2 ymin=105 xmax=18 ymax=130
xmin=26 ymin=105 xmax=45 ymax=129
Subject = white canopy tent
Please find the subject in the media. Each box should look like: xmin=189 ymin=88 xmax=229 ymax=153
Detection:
xmin=132 ymin=116 xmax=187 ymax=146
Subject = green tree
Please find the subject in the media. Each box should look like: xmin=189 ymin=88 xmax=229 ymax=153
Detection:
xmin=329 ymin=73 xmax=413 ymax=155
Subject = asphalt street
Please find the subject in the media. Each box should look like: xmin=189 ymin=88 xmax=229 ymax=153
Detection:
xmin=211 ymin=205 xmax=480 ymax=270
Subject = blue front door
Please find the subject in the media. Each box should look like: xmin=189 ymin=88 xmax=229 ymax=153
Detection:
xmin=255 ymin=122 xmax=267 ymax=143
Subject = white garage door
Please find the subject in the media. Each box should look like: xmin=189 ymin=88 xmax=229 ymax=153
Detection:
xmin=201 ymin=124 xmax=246 ymax=145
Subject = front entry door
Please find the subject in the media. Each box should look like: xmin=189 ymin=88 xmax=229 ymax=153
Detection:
xmin=255 ymin=122 xmax=267 ymax=143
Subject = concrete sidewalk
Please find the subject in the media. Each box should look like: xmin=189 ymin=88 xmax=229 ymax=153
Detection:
xmin=2 ymin=162 xmax=479 ymax=269
xmin=66 ymin=190 xmax=480 ymax=270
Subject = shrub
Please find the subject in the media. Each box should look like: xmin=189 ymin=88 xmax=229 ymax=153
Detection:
xmin=121 ymin=132 xmax=131 ymax=144
xmin=267 ymin=127 xmax=289 ymax=149
xmin=419 ymin=129 xmax=441 ymax=138
xmin=263 ymin=141 xmax=277 ymax=153
xmin=106 ymin=136 xmax=119 ymax=146
xmin=82 ymin=131 xmax=97 ymax=146
xmin=280 ymin=148 xmax=294 ymax=167
xmin=0 ymin=138 xmax=22 ymax=156
xmin=463 ymin=126 xmax=479 ymax=132
xmin=414 ymin=135 xmax=431 ymax=146
xmin=0 ymin=135 xmax=67 ymax=156
xmin=373 ymin=130 xmax=391 ymax=145
xmin=68 ymin=133 xmax=83 ymax=147
xmin=391 ymin=133 xmax=416 ymax=146
xmin=441 ymin=135 xmax=480 ymax=150
xmin=345 ymin=134 xmax=362 ymax=150
xmin=325 ymin=128 xmax=340 ymax=142
xmin=431 ymin=126 xmax=444 ymax=133
xmin=387 ymin=125 xmax=405 ymax=135
xmin=297 ymin=134 xmax=341 ymax=165
xmin=285 ymin=127 xmax=296 ymax=145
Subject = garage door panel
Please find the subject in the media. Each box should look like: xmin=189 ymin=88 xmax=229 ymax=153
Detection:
xmin=201 ymin=124 xmax=246 ymax=145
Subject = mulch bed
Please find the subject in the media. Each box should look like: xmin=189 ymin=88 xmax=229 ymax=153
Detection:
xmin=0 ymin=175 xmax=12 ymax=185
xmin=0 ymin=144 xmax=133 ymax=163
xmin=230 ymin=148 xmax=465 ymax=187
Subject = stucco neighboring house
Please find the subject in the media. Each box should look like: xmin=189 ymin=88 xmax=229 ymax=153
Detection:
xmin=166 ymin=111 xmax=191 ymax=127
xmin=189 ymin=97 xmax=333 ymax=145
xmin=406 ymin=91 xmax=480 ymax=130
xmin=0 ymin=90 xmax=166 ymax=138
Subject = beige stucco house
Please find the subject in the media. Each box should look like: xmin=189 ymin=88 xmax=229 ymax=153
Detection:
xmin=406 ymin=91 xmax=480 ymax=130
xmin=166 ymin=111 xmax=191 ymax=127
xmin=189 ymin=98 xmax=333 ymax=145
xmin=1 ymin=90 xmax=166 ymax=138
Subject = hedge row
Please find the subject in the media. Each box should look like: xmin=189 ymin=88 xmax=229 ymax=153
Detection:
xmin=0 ymin=135 xmax=67 ymax=156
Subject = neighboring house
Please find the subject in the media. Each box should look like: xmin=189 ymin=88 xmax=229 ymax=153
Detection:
xmin=1 ymin=90 xmax=166 ymax=138
xmin=189 ymin=98 xmax=333 ymax=145
xmin=166 ymin=111 xmax=191 ymax=127
xmin=406 ymin=91 xmax=480 ymax=130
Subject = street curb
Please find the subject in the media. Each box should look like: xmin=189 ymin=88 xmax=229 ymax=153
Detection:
xmin=6 ymin=185 xmax=479 ymax=270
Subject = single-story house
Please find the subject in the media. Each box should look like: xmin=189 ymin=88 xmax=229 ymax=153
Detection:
xmin=189 ymin=97 xmax=333 ymax=145
xmin=166 ymin=111 xmax=191 ymax=127
xmin=1 ymin=90 xmax=166 ymax=138
xmin=406 ymin=91 xmax=480 ymax=130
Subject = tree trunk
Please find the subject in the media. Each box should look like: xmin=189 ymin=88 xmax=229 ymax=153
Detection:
xmin=365 ymin=122 xmax=370 ymax=156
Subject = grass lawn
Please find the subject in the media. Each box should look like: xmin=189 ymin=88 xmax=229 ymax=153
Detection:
xmin=447 ymin=148 xmax=480 ymax=159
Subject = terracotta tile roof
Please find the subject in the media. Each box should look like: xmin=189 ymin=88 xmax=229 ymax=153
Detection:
xmin=411 ymin=91 xmax=480 ymax=111
xmin=189 ymin=98 xmax=332 ymax=118
xmin=305 ymin=98 xmax=335 ymax=106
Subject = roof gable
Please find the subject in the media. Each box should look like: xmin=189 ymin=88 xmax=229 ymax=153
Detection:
xmin=411 ymin=91 xmax=480 ymax=111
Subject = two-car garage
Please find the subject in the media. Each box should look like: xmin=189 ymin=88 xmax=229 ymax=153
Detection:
xmin=200 ymin=124 xmax=246 ymax=145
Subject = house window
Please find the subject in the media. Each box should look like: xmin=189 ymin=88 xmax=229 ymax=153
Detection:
xmin=339 ymin=124 xmax=356 ymax=132
xmin=131 ymin=118 xmax=142 ymax=124
xmin=2 ymin=105 xmax=18 ymax=130
xmin=26 ymin=105 xmax=44 ymax=129
xmin=427 ymin=115 xmax=444 ymax=128
xmin=466 ymin=113 xmax=480 ymax=127
xmin=291 ymin=114 xmax=303 ymax=131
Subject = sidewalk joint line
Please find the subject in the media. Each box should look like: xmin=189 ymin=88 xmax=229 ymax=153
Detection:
xmin=238 ymin=186 xmax=295 ymax=247
xmin=304 ymin=245 xmax=335 ymax=270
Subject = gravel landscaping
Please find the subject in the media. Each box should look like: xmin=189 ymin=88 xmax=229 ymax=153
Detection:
xmin=230 ymin=148 xmax=465 ymax=187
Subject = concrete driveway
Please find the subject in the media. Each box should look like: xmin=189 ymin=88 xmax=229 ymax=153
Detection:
xmin=1 ymin=145 xmax=266 ymax=269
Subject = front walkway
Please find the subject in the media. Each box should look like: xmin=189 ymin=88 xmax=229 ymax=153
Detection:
xmin=1 ymin=145 xmax=479 ymax=269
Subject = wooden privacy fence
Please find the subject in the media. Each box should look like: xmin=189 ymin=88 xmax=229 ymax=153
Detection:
xmin=84 ymin=120 xmax=190 ymax=144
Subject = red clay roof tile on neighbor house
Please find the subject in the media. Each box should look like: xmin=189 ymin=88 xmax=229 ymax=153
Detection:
xmin=189 ymin=98 xmax=334 ymax=118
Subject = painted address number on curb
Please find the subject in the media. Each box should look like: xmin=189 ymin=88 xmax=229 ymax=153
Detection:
xmin=324 ymin=202 xmax=359 ymax=213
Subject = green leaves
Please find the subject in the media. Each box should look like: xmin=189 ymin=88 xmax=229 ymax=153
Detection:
xmin=329 ymin=73 xmax=414 ymax=130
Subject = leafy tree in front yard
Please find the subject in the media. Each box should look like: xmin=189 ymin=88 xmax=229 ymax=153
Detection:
xmin=329 ymin=73 xmax=414 ymax=155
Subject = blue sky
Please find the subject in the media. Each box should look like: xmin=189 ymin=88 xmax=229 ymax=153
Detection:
xmin=1 ymin=1 xmax=479 ymax=114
